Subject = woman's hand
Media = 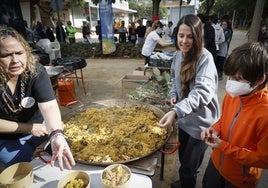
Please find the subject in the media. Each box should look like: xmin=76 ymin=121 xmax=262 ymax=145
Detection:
xmin=157 ymin=110 xmax=177 ymax=128
xmin=31 ymin=123 xmax=49 ymax=137
xmin=201 ymin=127 xmax=222 ymax=148
xmin=50 ymin=135 xmax=76 ymax=171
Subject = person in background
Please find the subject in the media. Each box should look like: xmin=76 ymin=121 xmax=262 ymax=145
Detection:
xmin=65 ymin=21 xmax=76 ymax=44
xmin=33 ymin=21 xmax=47 ymax=42
xmin=197 ymin=14 xmax=217 ymax=63
xmin=82 ymin=21 xmax=91 ymax=43
xmin=258 ymin=24 xmax=268 ymax=46
xmin=210 ymin=14 xmax=225 ymax=52
xmin=157 ymin=14 xmax=220 ymax=188
xmin=152 ymin=15 xmax=160 ymax=23
xmin=128 ymin=22 xmax=137 ymax=45
xmin=45 ymin=25 xmax=55 ymax=42
xmin=141 ymin=21 xmax=173 ymax=65
xmin=221 ymin=15 xmax=233 ymax=51
xmin=117 ymin=21 xmax=127 ymax=43
xmin=0 ymin=25 xmax=75 ymax=170
xmin=144 ymin=20 xmax=152 ymax=38
xmin=55 ymin=20 xmax=66 ymax=43
xmin=163 ymin=21 xmax=173 ymax=41
xmin=95 ymin=20 xmax=101 ymax=43
xmin=201 ymin=42 xmax=268 ymax=188
xmin=136 ymin=19 xmax=146 ymax=46
xmin=216 ymin=20 xmax=232 ymax=80
xmin=23 ymin=20 xmax=34 ymax=43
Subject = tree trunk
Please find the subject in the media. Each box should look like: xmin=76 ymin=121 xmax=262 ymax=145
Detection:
xmin=205 ymin=0 xmax=215 ymax=16
xmin=248 ymin=0 xmax=265 ymax=42
xmin=152 ymin=0 xmax=161 ymax=18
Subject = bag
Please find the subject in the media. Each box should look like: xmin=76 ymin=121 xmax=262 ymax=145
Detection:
xmin=52 ymin=56 xmax=87 ymax=71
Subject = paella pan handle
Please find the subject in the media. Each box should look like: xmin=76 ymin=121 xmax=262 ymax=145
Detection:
xmin=160 ymin=141 xmax=181 ymax=155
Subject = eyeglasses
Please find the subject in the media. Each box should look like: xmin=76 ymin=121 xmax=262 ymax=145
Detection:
xmin=1 ymin=80 xmax=25 ymax=113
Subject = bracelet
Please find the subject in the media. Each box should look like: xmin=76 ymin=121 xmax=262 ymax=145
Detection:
xmin=50 ymin=132 xmax=64 ymax=142
xmin=49 ymin=129 xmax=64 ymax=140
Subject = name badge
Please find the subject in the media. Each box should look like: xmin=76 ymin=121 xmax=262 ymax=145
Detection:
xmin=21 ymin=97 xmax=35 ymax=108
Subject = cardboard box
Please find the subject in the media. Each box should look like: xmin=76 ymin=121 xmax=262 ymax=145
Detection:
xmin=121 ymin=75 xmax=149 ymax=98
xmin=132 ymin=67 xmax=153 ymax=78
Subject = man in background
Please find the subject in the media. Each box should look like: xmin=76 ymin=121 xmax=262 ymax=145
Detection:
xmin=136 ymin=19 xmax=146 ymax=45
xmin=164 ymin=21 xmax=173 ymax=41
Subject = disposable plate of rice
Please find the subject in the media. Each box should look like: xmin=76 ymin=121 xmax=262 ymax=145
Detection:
xmin=101 ymin=164 xmax=131 ymax=188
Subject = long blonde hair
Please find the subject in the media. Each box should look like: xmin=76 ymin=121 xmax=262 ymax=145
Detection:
xmin=0 ymin=25 xmax=39 ymax=88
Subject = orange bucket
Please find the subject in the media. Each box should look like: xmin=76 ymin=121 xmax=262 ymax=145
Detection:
xmin=57 ymin=77 xmax=76 ymax=106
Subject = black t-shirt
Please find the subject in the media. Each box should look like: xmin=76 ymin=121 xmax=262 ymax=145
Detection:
xmin=0 ymin=63 xmax=56 ymax=139
xmin=136 ymin=25 xmax=146 ymax=37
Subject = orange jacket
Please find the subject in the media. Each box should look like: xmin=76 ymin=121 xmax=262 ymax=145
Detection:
xmin=211 ymin=87 xmax=268 ymax=188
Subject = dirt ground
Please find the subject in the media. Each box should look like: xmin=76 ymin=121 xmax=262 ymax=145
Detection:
xmin=58 ymin=29 xmax=267 ymax=188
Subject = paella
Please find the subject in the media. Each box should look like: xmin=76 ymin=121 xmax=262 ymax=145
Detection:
xmin=63 ymin=100 xmax=171 ymax=165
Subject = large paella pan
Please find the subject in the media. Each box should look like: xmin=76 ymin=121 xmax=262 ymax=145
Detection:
xmin=62 ymin=99 xmax=173 ymax=166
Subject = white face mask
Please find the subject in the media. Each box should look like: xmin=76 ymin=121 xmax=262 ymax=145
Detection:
xmin=225 ymin=79 xmax=255 ymax=97
xmin=156 ymin=29 xmax=163 ymax=35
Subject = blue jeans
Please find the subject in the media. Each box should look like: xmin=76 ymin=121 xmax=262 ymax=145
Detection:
xmin=0 ymin=134 xmax=47 ymax=167
xmin=178 ymin=128 xmax=208 ymax=188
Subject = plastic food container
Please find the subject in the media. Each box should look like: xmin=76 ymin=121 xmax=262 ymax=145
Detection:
xmin=0 ymin=162 xmax=33 ymax=188
xmin=57 ymin=171 xmax=90 ymax=188
xmin=101 ymin=164 xmax=131 ymax=188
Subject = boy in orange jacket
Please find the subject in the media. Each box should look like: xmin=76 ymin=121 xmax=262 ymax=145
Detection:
xmin=201 ymin=42 xmax=268 ymax=188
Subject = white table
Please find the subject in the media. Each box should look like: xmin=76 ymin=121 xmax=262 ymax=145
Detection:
xmin=30 ymin=157 xmax=153 ymax=188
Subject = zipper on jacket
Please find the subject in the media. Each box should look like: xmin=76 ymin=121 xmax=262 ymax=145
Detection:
xmin=218 ymin=102 xmax=242 ymax=171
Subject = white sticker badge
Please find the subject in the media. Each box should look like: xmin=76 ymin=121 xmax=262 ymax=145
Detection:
xmin=21 ymin=97 xmax=35 ymax=108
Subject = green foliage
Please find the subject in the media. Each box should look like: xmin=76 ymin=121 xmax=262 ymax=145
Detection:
xmin=198 ymin=0 xmax=268 ymax=24
xmin=60 ymin=42 xmax=144 ymax=58
xmin=159 ymin=2 xmax=168 ymax=18
xmin=129 ymin=0 xmax=168 ymax=20
xmin=66 ymin=0 xmax=86 ymax=8
xmin=128 ymin=68 xmax=172 ymax=112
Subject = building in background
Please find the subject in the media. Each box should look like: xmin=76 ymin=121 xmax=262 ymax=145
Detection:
xmin=19 ymin=0 xmax=136 ymax=34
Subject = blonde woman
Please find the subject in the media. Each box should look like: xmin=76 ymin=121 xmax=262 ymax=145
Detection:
xmin=0 ymin=25 xmax=75 ymax=170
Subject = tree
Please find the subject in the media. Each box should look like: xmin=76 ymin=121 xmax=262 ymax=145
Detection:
xmin=204 ymin=0 xmax=267 ymax=43
xmin=248 ymin=0 xmax=266 ymax=42
xmin=152 ymin=0 xmax=162 ymax=17
xmin=30 ymin=0 xmax=85 ymax=28
xmin=129 ymin=0 xmax=167 ymax=20
xmin=199 ymin=0 xmax=215 ymax=16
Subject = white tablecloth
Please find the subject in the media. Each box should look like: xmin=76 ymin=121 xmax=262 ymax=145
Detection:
xmin=30 ymin=157 xmax=152 ymax=188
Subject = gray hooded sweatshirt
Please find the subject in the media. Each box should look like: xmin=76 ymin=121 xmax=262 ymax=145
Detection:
xmin=170 ymin=48 xmax=220 ymax=140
